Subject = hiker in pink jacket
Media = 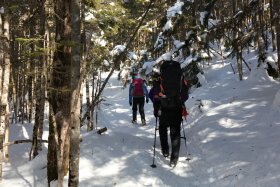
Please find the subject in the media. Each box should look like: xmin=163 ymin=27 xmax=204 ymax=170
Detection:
xmin=129 ymin=72 xmax=149 ymax=125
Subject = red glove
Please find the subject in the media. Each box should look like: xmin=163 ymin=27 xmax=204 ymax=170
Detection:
xmin=182 ymin=106 xmax=188 ymax=119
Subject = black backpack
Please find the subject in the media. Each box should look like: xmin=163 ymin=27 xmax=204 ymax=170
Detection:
xmin=159 ymin=60 xmax=183 ymax=110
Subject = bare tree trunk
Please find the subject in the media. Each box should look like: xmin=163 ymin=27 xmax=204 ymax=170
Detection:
xmin=47 ymin=104 xmax=58 ymax=183
xmin=85 ymin=77 xmax=93 ymax=131
xmin=0 ymin=33 xmax=3 ymax=101
xmin=0 ymin=104 xmax=5 ymax=181
xmin=237 ymin=45 xmax=243 ymax=80
xmin=11 ymin=33 xmax=19 ymax=124
xmin=48 ymin=0 xmax=72 ymax=186
xmin=12 ymin=32 xmax=22 ymax=125
xmin=21 ymin=65 xmax=27 ymax=123
xmin=31 ymin=1 xmax=46 ymax=159
xmin=273 ymin=0 xmax=280 ymax=74
xmin=37 ymin=73 xmax=46 ymax=151
xmin=94 ymin=71 xmax=102 ymax=129
xmin=4 ymin=73 xmax=12 ymax=162
xmin=231 ymin=0 xmax=243 ymax=80
xmin=18 ymin=70 xmax=22 ymax=123
xmin=256 ymin=0 xmax=266 ymax=62
xmin=31 ymin=72 xmax=41 ymax=159
xmin=0 ymin=10 xmax=11 ymax=180
xmin=270 ymin=0 xmax=276 ymax=51
xmin=46 ymin=0 xmax=59 ymax=184
xmin=11 ymin=76 xmax=17 ymax=123
xmin=27 ymin=7 xmax=35 ymax=124
xmin=68 ymin=0 xmax=81 ymax=186
xmin=90 ymin=74 xmax=95 ymax=130
xmin=0 ymin=11 xmax=4 ymax=170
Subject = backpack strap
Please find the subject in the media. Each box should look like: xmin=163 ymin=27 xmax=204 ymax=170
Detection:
xmin=159 ymin=75 xmax=164 ymax=96
xmin=178 ymin=75 xmax=183 ymax=101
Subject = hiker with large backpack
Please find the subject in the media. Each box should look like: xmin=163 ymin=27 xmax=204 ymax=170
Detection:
xmin=157 ymin=60 xmax=189 ymax=167
xmin=129 ymin=71 xmax=149 ymax=126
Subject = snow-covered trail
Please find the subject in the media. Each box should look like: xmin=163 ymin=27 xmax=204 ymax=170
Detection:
xmin=79 ymin=62 xmax=280 ymax=187
xmin=2 ymin=60 xmax=280 ymax=187
xmin=79 ymin=73 xmax=198 ymax=187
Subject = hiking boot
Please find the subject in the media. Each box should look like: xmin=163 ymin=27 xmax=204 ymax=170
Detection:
xmin=132 ymin=120 xmax=137 ymax=124
xmin=141 ymin=119 xmax=146 ymax=126
xmin=170 ymin=156 xmax=178 ymax=167
xmin=162 ymin=149 xmax=169 ymax=158
xmin=170 ymin=160 xmax=178 ymax=167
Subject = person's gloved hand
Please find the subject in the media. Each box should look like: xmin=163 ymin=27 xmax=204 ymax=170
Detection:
xmin=129 ymin=102 xmax=132 ymax=106
xmin=182 ymin=105 xmax=188 ymax=119
xmin=146 ymin=98 xmax=149 ymax=103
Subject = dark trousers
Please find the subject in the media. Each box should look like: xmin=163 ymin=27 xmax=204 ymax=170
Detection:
xmin=159 ymin=107 xmax=182 ymax=160
xmin=153 ymin=101 xmax=161 ymax=117
xmin=132 ymin=97 xmax=145 ymax=121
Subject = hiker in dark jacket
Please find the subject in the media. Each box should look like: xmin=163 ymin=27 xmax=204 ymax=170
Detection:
xmin=148 ymin=72 xmax=161 ymax=118
xmin=157 ymin=60 xmax=189 ymax=167
xmin=129 ymin=72 xmax=149 ymax=125
xmin=159 ymin=79 xmax=189 ymax=166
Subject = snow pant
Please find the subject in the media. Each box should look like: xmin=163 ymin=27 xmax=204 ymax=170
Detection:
xmin=159 ymin=107 xmax=182 ymax=160
xmin=153 ymin=101 xmax=161 ymax=117
xmin=132 ymin=97 xmax=145 ymax=121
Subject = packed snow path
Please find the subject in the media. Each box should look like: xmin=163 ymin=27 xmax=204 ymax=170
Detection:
xmin=2 ymin=61 xmax=280 ymax=187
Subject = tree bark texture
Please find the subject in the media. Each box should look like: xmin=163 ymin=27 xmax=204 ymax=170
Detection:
xmin=0 ymin=10 xmax=11 ymax=180
xmin=68 ymin=0 xmax=81 ymax=186
xmin=47 ymin=105 xmax=58 ymax=184
xmin=49 ymin=0 xmax=72 ymax=186
xmin=270 ymin=0 xmax=276 ymax=51
xmin=31 ymin=1 xmax=46 ymax=159
xmin=85 ymin=77 xmax=93 ymax=131
xmin=273 ymin=0 xmax=280 ymax=74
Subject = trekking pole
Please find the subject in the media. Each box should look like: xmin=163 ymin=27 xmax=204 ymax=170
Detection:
xmin=181 ymin=119 xmax=191 ymax=161
xmin=150 ymin=117 xmax=158 ymax=168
